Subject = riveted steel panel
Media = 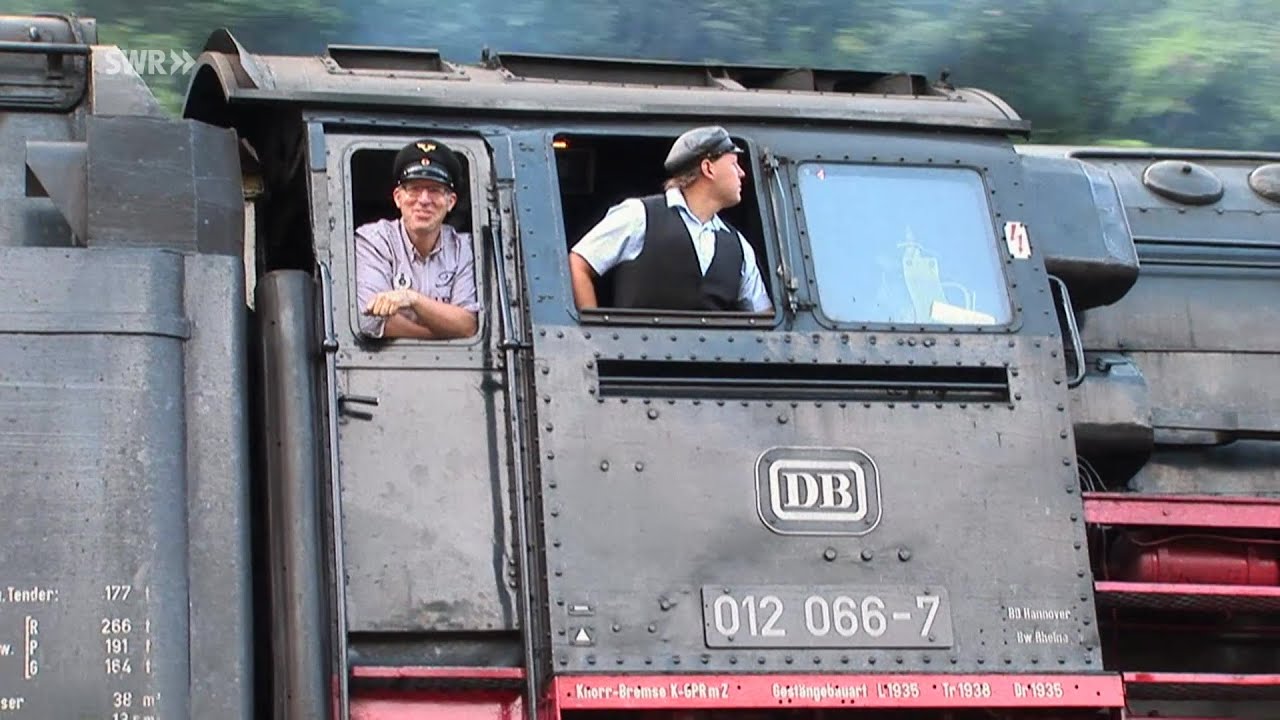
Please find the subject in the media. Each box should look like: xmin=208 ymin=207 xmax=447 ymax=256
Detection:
xmin=0 ymin=247 xmax=252 ymax=718
xmin=508 ymin=125 xmax=1100 ymax=677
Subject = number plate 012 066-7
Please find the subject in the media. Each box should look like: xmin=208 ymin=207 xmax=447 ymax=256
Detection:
xmin=701 ymin=585 xmax=954 ymax=649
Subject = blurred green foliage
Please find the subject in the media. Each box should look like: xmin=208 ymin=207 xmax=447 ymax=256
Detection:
xmin=13 ymin=0 xmax=1279 ymax=149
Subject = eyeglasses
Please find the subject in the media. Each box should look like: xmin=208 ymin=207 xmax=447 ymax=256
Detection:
xmin=398 ymin=184 xmax=454 ymax=200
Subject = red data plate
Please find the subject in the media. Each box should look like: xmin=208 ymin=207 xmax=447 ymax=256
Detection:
xmin=551 ymin=673 xmax=1124 ymax=710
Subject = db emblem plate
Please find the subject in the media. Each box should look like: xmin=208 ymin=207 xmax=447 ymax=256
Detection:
xmin=755 ymin=446 xmax=882 ymax=536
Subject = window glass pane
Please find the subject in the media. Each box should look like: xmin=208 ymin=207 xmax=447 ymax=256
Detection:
xmin=797 ymin=163 xmax=1012 ymax=325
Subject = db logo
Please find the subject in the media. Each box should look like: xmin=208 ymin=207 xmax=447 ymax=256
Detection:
xmin=756 ymin=447 xmax=882 ymax=535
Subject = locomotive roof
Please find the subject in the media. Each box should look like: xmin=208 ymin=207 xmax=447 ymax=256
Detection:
xmin=184 ymin=29 xmax=1029 ymax=135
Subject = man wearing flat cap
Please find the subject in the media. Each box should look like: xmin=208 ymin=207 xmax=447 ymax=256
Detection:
xmin=355 ymin=139 xmax=480 ymax=339
xmin=568 ymin=126 xmax=771 ymax=313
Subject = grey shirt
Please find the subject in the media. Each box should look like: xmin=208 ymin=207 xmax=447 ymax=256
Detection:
xmin=354 ymin=218 xmax=481 ymax=338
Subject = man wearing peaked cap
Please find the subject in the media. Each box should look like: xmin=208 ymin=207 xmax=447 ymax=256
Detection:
xmin=393 ymin=140 xmax=462 ymax=190
xmin=568 ymin=126 xmax=771 ymax=313
xmin=354 ymin=139 xmax=481 ymax=339
xmin=663 ymin=125 xmax=743 ymax=175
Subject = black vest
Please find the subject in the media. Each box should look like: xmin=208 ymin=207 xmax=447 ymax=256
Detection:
xmin=609 ymin=194 xmax=743 ymax=311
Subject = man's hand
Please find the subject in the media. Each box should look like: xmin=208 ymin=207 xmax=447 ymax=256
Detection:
xmin=365 ymin=289 xmax=416 ymax=317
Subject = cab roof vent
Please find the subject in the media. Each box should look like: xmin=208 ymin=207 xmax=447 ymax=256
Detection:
xmin=326 ymin=44 xmax=449 ymax=74
xmin=489 ymin=51 xmax=935 ymax=95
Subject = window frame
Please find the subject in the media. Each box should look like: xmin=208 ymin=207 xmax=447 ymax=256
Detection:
xmin=552 ymin=129 xmax=783 ymax=330
xmin=335 ymin=133 xmax=491 ymax=353
xmin=790 ymin=158 xmax=1021 ymax=334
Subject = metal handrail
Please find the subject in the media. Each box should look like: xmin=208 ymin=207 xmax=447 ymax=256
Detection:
xmin=317 ymin=260 xmax=351 ymax=720
xmin=489 ymin=211 xmax=539 ymax=720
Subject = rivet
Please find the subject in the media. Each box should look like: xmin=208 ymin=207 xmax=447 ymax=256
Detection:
xmin=823 ymin=548 xmax=837 ymax=561
xmin=635 ymin=462 xmax=644 ymax=472
xmin=898 ymin=548 xmax=912 ymax=561
xmin=600 ymin=461 xmax=610 ymax=471
xmin=648 ymin=409 xmax=659 ymax=419
xmin=648 ymin=624 xmax=657 ymax=633
xmin=861 ymin=549 xmax=874 ymax=561
xmin=778 ymin=415 xmax=788 ymax=424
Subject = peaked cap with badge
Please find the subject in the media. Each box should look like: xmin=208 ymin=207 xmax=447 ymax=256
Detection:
xmin=663 ymin=125 xmax=744 ymax=175
xmin=393 ymin=139 xmax=462 ymax=190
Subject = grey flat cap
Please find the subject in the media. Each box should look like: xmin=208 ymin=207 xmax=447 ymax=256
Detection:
xmin=663 ymin=125 xmax=743 ymax=174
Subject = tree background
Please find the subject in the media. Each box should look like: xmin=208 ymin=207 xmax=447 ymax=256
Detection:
xmin=9 ymin=0 xmax=1280 ymax=149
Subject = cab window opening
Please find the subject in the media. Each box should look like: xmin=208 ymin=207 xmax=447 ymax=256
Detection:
xmin=346 ymin=143 xmax=482 ymax=342
xmin=554 ymin=132 xmax=774 ymax=315
xmin=795 ymin=162 xmax=1013 ymax=328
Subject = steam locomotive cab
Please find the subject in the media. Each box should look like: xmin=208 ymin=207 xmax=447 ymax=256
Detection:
xmin=3 ymin=15 xmax=1278 ymax=720
xmin=198 ymin=40 xmax=1146 ymax=718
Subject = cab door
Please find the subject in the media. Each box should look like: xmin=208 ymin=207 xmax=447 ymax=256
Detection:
xmin=317 ymin=128 xmax=519 ymax=649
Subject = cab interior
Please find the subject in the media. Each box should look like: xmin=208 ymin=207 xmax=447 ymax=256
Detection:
xmin=552 ymin=132 xmax=773 ymax=307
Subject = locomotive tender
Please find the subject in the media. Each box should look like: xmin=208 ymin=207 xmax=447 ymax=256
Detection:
xmin=2 ymin=12 xmax=1278 ymax=720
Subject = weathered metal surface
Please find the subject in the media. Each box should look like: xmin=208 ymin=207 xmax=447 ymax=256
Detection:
xmin=186 ymin=31 xmax=1029 ymax=135
xmin=0 ymin=14 xmax=93 ymax=112
xmin=320 ymin=132 xmax=519 ymax=649
xmin=497 ymin=124 xmax=1100 ymax=675
xmin=85 ymin=116 xmax=242 ymax=255
xmin=256 ymin=270 xmax=334 ymax=720
xmin=0 ymin=247 xmax=252 ymax=718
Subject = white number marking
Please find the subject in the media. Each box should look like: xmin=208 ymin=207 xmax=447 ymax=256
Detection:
xmin=713 ymin=595 xmax=740 ymax=636
xmin=917 ymin=595 xmax=940 ymax=638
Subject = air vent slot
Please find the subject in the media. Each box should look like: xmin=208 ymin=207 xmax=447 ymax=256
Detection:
xmin=596 ymin=360 xmax=1009 ymax=403
xmin=326 ymin=44 xmax=447 ymax=73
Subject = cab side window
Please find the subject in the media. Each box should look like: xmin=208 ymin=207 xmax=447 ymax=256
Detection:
xmin=553 ymin=132 xmax=774 ymax=317
xmin=348 ymin=142 xmax=481 ymax=342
